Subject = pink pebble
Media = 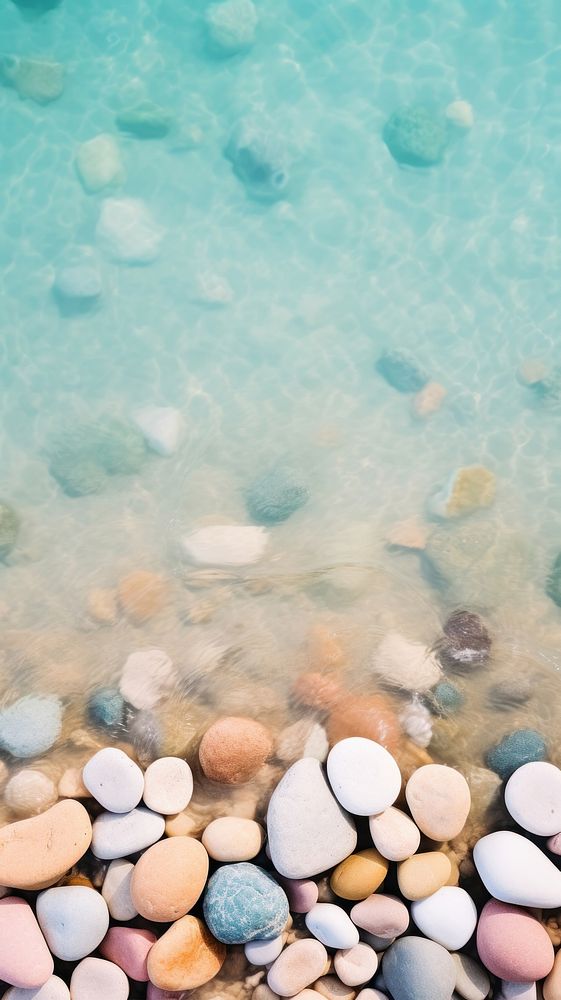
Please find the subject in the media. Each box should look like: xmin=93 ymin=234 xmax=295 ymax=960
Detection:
xmin=547 ymin=833 xmax=561 ymax=855
xmin=277 ymin=876 xmax=319 ymax=913
xmin=477 ymin=900 xmax=554 ymax=983
xmin=0 ymin=896 xmax=53 ymax=989
xmin=100 ymin=926 xmax=156 ymax=981
xmin=147 ymin=986 xmax=191 ymax=1000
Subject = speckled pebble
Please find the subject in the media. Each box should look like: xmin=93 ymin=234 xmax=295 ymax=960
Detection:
xmin=83 ymin=747 xmax=144 ymax=813
xmin=202 ymin=816 xmax=264 ymax=861
xmin=199 ymin=716 xmax=273 ymax=784
xmin=143 ymin=756 xmax=193 ymax=815
xmin=430 ymin=681 xmax=465 ymax=715
xmin=203 ymin=863 xmax=289 ymax=944
xmin=36 ymin=886 xmax=109 ymax=961
xmin=334 ymin=944 xmax=378 ymax=987
xmin=350 ymin=894 xmax=409 ymax=938
xmin=91 ymin=805 xmax=165 ymax=859
xmin=0 ymin=696 xmax=63 ymax=759
xmin=70 ymin=957 xmax=129 ymax=1000
xmin=485 ymin=730 xmax=546 ymax=780
xmin=4 ymin=769 xmax=58 ymax=816
xmin=305 ymin=903 xmax=360 ymax=949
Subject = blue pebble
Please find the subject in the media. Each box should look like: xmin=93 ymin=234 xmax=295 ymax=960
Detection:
xmin=203 ymin=863 xmax=289 ymax=944
xmin=383 ymin=936 xmax=456 ymax=1000
xmin=0 ymin=695 xmax=63 ymax=758
xmin=87 ymin=688 xmax=125 ymax=729
xmin=246 ymin=467 xmax=309 ymax=525
xmin=375 ymin=349 xmax=428 ymax=393
xmin=485 ymin=728 xmax=546 ymax=780
xmin=431 ymin=681 xmax=464 ymax=715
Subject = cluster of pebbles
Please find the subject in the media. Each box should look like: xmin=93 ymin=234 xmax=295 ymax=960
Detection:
xmin=2 ymin=724 xmax=561 ymax=1000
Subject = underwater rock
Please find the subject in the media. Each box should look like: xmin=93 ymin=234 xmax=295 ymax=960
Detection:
xmin=245 ymin=467 xmax=309 ymax=524
xmin=181 ymin=525 xmax=269 ymax=566
xmin=75 ymin=135 xmax=125 ymax=194
xmin=486 ymin=676 xmax=532 ymax=711
xmin=412 ymin=381 xmax=447 ymax=418
xmin=485 ymin=729 xmax=547 ymax=780
xmin=0 ymin=501 xmax=20 ymax=557
xmin=375 ymin=350 xmax=428 ymax=393
xmin=445 ymin=100 xmax=474 ymax=129
xmin=437 ymin=609 xmax=491 ymax=671
xmin=383 ymin=106 xmax=449 ymax=167
xmin=0 ymin=695 xmax=63 ymax=758
xmin=225 ymin=120 xmax=289 ymax=201
xmin=132 ymin=406 xmax=182 ymax=457
xmin=518 ymin=361 xmax=561 ymax=403
xmin=53 ymin=263 xmax=102 ymax=311
xmin=118 ymin=570 xmax=169 ymax=624
xmin=128 ymin=710 xmax=163 ymax=768
xmin=48 ymin=419 xmax=146 ymax=496
xmin=204 ymin=863 xmax=289 ymax=944
xmin=0 ymin=55 xmax=63 ymax=103
xmin=429 ymin=465 xmax=496 ymax=518
xmin=87 ymin=587 xmax=118 ymax=624
xmin=399 ymin=699 xmax=433 ymax=749
xmin=546 ymin=553 xmax=561 ymax=607
xmin=424 ymin=518 xmax=526 ymax=606
xmin=386 ymin=516 xmax=429 ymax=551
xmin=429 ymin=680 xmax=464 ymax=715
xmin=205 ymin=0 xmax=258 ymax=55
xmin=116 ymin=101 xmax=175 ymax=139
xmin=96 ymin=198 xmax=164 ymax=264
xmin=373 ymin=632 xmax=441 ymax=693
xmin=87 ymin=689 xmax=125 ymax=731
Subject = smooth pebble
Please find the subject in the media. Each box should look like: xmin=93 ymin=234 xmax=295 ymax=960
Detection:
xmin=83 ymin=747 xmax=144 ymax=813
xmin=100 ymin=925 xmax=156 ymax=981
xmin=0 ymin=696 xmax=62 ymax=758
xmin=101 ymin=858 xmax=138 ymax=921
xmin=3 ymin=977 xmax=70 ymax=999
xmin=405 ymin=764 xmax=471 ymax=841
xmin=146 ymin=915 xmax=226 ymax=991
xmin=245 ymin=934 xmax=285 ymax=966
xmin=397 ymin=851 xmax=452 ymax=901
xmin=268 ymin=939 xmax=328 ymax=997
xmin=382 ymin=936 xmax=456 ymax=1000
xmin=70 ymin=957 xmax=129 ymax=1000
xmin=203 ymin=816 xmax=264 ymax=861
xmin=305 ymin=903 xmax=360 ymax=950
xmin=120 ymin=649 xmax=175 ymax=711
xmin=0 ymin=800 xmax=92 ymax=890
xmin=369 ymin=807 xmax=420 ymax=862
xmin=199 ymin=716 xmax=273 ymax=784
xmin=0 ymin=897 xmax=54 ymax=989
xmin=327 ymin=738 xmax=401 ymax=816
xmin=350 ymin=894 xmax=409 ymax=938
xmin=131 ymin=835 xmax=209 ymax=921
xmin=36 ymin=886 xmax=109 ymax=961
xmin=4 ymin=769 xmax=57 ymax=816
xmin=476 ymin=899 xmax=554 ymax=982
xmin=411 ymin=886 xmax=477 ymax=950
xmin=505 ymin=761 xmax=561 ymax=836
xmin=91 ymin=805 xmax=165 ymax=859
xmin=451 ymin=952 xmax=491 ymax=1000
xmin=473 ymin=830 xmax=561 ymax=907
xmin=143 ymin=757 xmax=193 ymax=814
xmin=330 ymin=849 xmax=388 ymax=900
xmin=334 ymin=944 xmax=378 ymax=987
xmin=180 ymin=525 xmax=269 ymax=566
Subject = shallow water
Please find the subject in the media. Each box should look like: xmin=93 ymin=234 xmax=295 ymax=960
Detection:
xmin=2 ymin=0 xmax=561 ymax=990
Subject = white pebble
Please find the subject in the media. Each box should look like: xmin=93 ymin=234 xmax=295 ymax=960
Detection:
xmin=3 ymin=976 xmax=70 ymax=999
xmin=411 ymin=886 xmax=477 ymax=951
xmin=327 ymin=737 xmax=401 ymax=816
xmin=132 ymin=406 xmax=182 ymax=457
xmin=4 ymin=769 xmax=57 ymax=816
xmin=36 ymin=886 xmax=109 ymax=961
xmin=143 ymin=756 xmax=193 ymax=815
xmin=473 ymin=830 xmax=561 ymax=908
xmin=180 ymin=524 xmax=269 ymax=567
xmin=305 ymin=903 xmax=360 ymax=949
xmin=399 ymin=699 xmax=433 ymax=749
xmin=497 ymin=984 xmax=537 ymax=1000
xmin=505 ymin=761 xmax=561 ymax=836
xmin=83 ymin=747 xmax=144 ymax=814
xmin=245 ymin=934 xmax=284 ymax=966
xmin=334 ymin=943 xmax=378 ymax=986
xmin=70 ymin=957 xmax=129 ymax=999
xmin=445 ymin=100 xmax=474 ymax=129
xmin=92 ymin=806 xmax=165 ymax=860
xmin=101 ymin=858 xmax=138 ymax=921
xmin=369 ymin=807 xmax=420 ymax=862
xmin=120 ymin=648 xmax=176 ymax=710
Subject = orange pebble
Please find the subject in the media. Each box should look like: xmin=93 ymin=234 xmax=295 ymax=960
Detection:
xmin=293 ymin=672 xmax=342 ymax=710
xmin=327 ymin=693 xmax=402 ymax=753
xmin=199 ymin=717 xmax=273 ymax=785
xmin=308 ymin=625 xmax=346 ymax=671
xmin=118 ymin=570 xmax=169 ymax=624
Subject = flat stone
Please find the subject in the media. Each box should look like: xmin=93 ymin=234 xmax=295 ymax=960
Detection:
xmin=350 ymin=894 xmax=409 ymax=939
xmin=397 ymin=852 xmax=452 ymax=902
xmin=54 ymin=264 xmax=102 ymax=303
xmin=91 ymin=806 xmax=165 ymax=860
xmin=369 ymin=807 xmax=420 ymax=862
xmin=245 ymin=934 xmax=284 ymax=966
xmin=203 ymin=863 xmax=289 ymax=944
xmin=132 ymin=406 xmax=182 ymax=456
xmin=205 ymin=0 xmax=258 ymax=55
xmin=83 ymin=747 xmax=144 ymax=813
xmin=334 ymin=944 xmax=378 ymax=987
xmin=267 ymin=757 xmax=357 ymax=879
xmin=0 ymin=800 xmax=92 ymax=890
xmin=412 ymin=382 xmax=447 ymax=418
xmin=116 ymin=100 xmax=175 ymax=139
xmin=36 ymin=886 xmax=109 ymax=961
xmin=429 ymin=465 xmax=496 ymax=519
xmin=326 ymin=737 xmax=401 ymax=816
xmin=199 ymin=716 xmax=273 ymax=784
xmin=372 ymin=633 xmax=441 ymax=692
xmin=70 ymin=958 xmax=128 ymax=1000
xmin=0 ymin=897 xmax=54 ymax=989
xmin=5 ymin=769 xmax=57 ymax=816
xmin=147 ymin=915 xmax=226 ymax=991
xmin=504 ymin=761 xmax=561 ymax=835
xmin=0 ymin=55 xmax=63 ymax=103
xmin=180 ymin=524 xmax=269 ymax=566
xmin=473 ymin=830 xmax=561 ymax=908
xmin=267 ymin=939 xmax=328 ymax=997
xmin=383 ymin=936 xmax=456 ymax=1000
xmin=75 ymin=135 xmax=125 ymax=194
xmin=143 ymin=756 xmax=193 ymax=814
xmin=411 ymin=886 xmax=477 ymax=951
xmin=386 ymin=516 xmax=429 ymax=551
xmin=485 ymin=729 xmax=547 ymax=779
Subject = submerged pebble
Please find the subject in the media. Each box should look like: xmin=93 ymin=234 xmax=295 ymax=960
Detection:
xmin=96 ymin=197 xmax=164 ymax=264
xmin=5 ymin=769 xmax=57 ymax=816
xmin=0 ymin=55 xmax=63 ymax=103
xmin=87 ymin=688 xmax=125 ymax=730
xmin=70 ymin=957 xmax=129 ymax=1000
xmin=246 ymin=466 xmax=309 ymax=524
xmin=429 ymin=465 xmax=496 ymax=519
xmin=411 ymin=886 xmax=477 ymax=951
xmin=383 ymin=106 xmax=449 ymax=167
xmin=0 ymin=695 xmax=62 ymax=758
xmin=119 ymin=648 xmax=175 ymax=711
xmin=375 ymin=349 xmax=428 ymax=393
xmin=199 ymin=716 xmax=273 ymax=784
xmin=438 ymin=610 xmax=491 ymax=670
xmin=205 ymin=0 xmax=258 ymax=55
xmin=36 ymin=886 xmax=109 ymax=961
xmin=180 ymin=524 xmax=269 ymax=566
xmin=372 ymin=633 xmax=441 ymax=692
xmin=75 ymin=134 xmax=125 ymax=194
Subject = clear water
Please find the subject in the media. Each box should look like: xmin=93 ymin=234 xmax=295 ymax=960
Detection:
xmin=2 ymin=0 xmax=561 ymax=979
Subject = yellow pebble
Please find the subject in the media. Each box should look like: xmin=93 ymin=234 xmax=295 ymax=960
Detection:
xmin=397 ymin=851 xmax=452 ymax=901
xmin=330 ymin=849 xmax=388 ymax=901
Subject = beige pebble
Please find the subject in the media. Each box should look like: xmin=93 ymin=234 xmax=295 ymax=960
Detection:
xmin=4 ymin=769 xmax=58 ymax=817
xmin=397 ymin=851 xmax=452 ymax=901
xmin=544 ymin=948 xmax=561 ymax=1000
xmin=58 ymin=767 xmax=89 ymax=799
xmin=131 ymin=836 xmax=209 ymax=922
xmin=369 ymin=807 xmax=420 ymax=862
xmin=294 ymin=993 xmax=323 ymax=999
xmin=147 ymin=915 xmax=226 ymax=991
xmin=165 ymin=811 xmax=198 ymax=837
xmin=334 ymin=944 xmax=378 ymax=987
xmin=517 ymin=359 xmax=549 ymax=386
xmin=405 ymin=764 xmax=471 ymax=841
xmin=199 ymin=717 xmax=274 ymax=784
xmin=385 ymin=517 xmax=429 ymax=551
xmin=102 ymin=859 xmax=137 ymax=921
xmin=268 ymin=939 xmax=328 ymax=997
xmin=412 ymin=381 xmax=447 ymax=418
xmin=0 ymin=799 xmax=92 ymax=890
xmin=254 ymin=987 xmax=281 ymax=1000
xmin=330 ymin=850 xmax=388 ymax=901
xmin=118 ymin=570 xmax=169 ymax=623
xmin=202 ymin=817 xmax=264 ymax=862
xmin=87 ymin=587 xmax=118 ymax=624
xmin=313 ymin=976 xmax=357 ymax=1000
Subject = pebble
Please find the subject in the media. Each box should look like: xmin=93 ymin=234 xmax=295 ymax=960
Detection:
xmin=75 ymin=134 xmax=125 ymax=194
xmin=350 ymin=894 xmax=409 ymax=938
xmin=131 ymin=835 xmax=209 ymax=921
xmin=405 ymin=764 xmax=471 ymax=841
xmin=267 ymin=939 xmax=328 ymax=997
xmin=132 ymin=406 xmax=182 ymax=457
xmin=277 ymin=719 xmax=329 ymax=764
xmin=327 ymin=693 xmax=402 ymax=753
xmin=100 ymin=926 xmax=156 ymax=981
xmin=305 ymin=903 xmax=360 ymax=949
xmin=497 ymin=984 xmax=537 ymax=1000
xmin=544 ymin=949 xmax=561 ymax=1000
xmin=118 ymin=570 xmax=169 ymax=623
xmin=245 ymin=934 xmax=285 ymax=966
xmin=129 ymin=709 xmax=163 ymax=766
xmin=327 ymin=738 xmax=401 ymax=816
xmin=70 ymin=958 xmax=129 ymax=1000
xmin=473 ymin=830 xmax=561 ymax=907
xmin=430 ymin=681 xmax=465 ymax=715
xmin=277 ymin=877 xmax=319 ymax=913
xmin=445 ymin=100 xmax=474 ymax=129
xmin=439 ymin=610 xmax=491 ymax=670
xmin=504 ymin=761 xmax=561 ymax=835
xmin=199 ymin=716 xmax=273 ymax=784
xmin=91 ymin=805 xmax=165 ymax=859
xmin=0 ymin=799 xmax=92 ymax=889
xmin=87 ymin=590 xmax=119 ymax=626
xmin=143 ymin=756 xmax=194 ymax=814
xmin=83 ymin=747 xmax=144 ymax=813
xmin=101 ymin=858 xmax=138 ymax=921
xmin=397 ymin=851 xmax=452 ymax=901
xmin=0 ymin=897 xmax=54 ymax=989
xmin=4 ymin=769 xmax=57 ymax=816
xmin=485 ymin=729 xmax=547 ymax=779
xmin=203 ymin=817 xmax=264 ymax=861
xmin=334 ymin=944 xmax=378 ymax=987
xmin=0 ymin=55 xmax=64 ymax=103
xmin=36 ymin=886 xmax=109 ymax=961
xmin=386 ymin=516 xmax=429 ymax=551
xmin=146 ymin=915 xmax=226 ymax=991
xmin=0 ymin=695 xmax=63 ymax=758
xmin=429 ymin=465 xmax=496 ymax=518
xmin=58 ymin=767 xmax=89 ymax=799
xmin=313 ymin=978 xmax=356 ymax=1000
xmin=412 ymin=381 xmax=447 ymax=418
xmin=206 ymin=0 xmax=258 ymax=54
xmin=451 ymin=953 xmax=491 ymax=1000
xmin=411 ymin=886 xmax=477 ymax=950
xmin=87 ymin=688 xmax=124 ymax=729
xmin=245 ymin=466 xmax=308 ymax=525
xmin=180 ymin=525 xmax=269 ymax=566
xmin=476 ymin=899 xmax=554 ymax=982
xmin=3 ymin=978 xmax=70 ymax=999
xmin=382 ymin=936 xmax=456 ymax=1000
xmin=120 ymin=649 xmax=176 ymax=711
xmin=54 ymin=264 xmax=102 ymax=305
xmin=375 ymin=349 xmax=428 ymax=393
xmin=372 ymin=633 xmax=441 ymax=692
xmin=203 ymin=862 xmax=289 ymax=943
xmin=267 ymin=758 xmax=357 ymax=879
xmin=330 ymin=849 xmax=388 ymax=900
xmin=97 ymin=197 xmax=164 ymax=264
xmin=369 ymin=807 xmax=420 ymax=861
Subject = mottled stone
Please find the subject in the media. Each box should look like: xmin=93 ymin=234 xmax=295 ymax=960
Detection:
xmin=246 ymin=467 xmax=309 ymax=524
xmin=203 ymin=863 xmax=289 ymax=944
xmin=383 ymin=106 xmax=448 ymax=167
xmin=430 ymin=466 xmax=496 ymax=519
xmin=485 ymin=729 xmax=546 ymax=780
xmin=375 ymin=350 xmax=428 ymax=393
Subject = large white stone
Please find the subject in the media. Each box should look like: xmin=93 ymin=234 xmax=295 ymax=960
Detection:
xmin=143 ymin=756 xmax=193 ymax=815
xmin=83 ymin=747 xmax=144 ymax=813
xmin=180 ymin=524 xmax=269 ymax=567
xmin=411 ymin=886 xmax=477 ymax=951
xmin=91 ymin=806 xmax=165 ymax=860
xmin=36 ymin=886 xmax=109 ymax=961
xmin=119 ymin=648 xmax=176 ymax=710
xmin=473 ymin=830 xmax=561 ymax=908
xmin=132 ymin=406 xmax=182 ymax=457
xmin=504 ymin=761 xmax=561 ymax=836
xmin=326 ymin=737 xmax=401 ymax=816
xmin=266 ymin=757 xmax=357 ymax=879
xmin=96 ymin=197 xmax=164 ymax=264
xmin=372 ymin=633 xmax=441 ymax=692
xmin=75 ymin=135 xmax=125 ymax=194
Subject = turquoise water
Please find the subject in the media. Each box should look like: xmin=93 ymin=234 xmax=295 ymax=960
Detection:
xmin=3 ymin=1 xmax=561 ymax=788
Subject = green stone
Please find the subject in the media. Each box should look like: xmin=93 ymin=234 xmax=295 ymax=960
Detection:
xmin=383 ymin=105 xmax=448 ymax=167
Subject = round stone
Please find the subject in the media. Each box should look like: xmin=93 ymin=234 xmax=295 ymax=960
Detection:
xmin=146 ymin=915 xmax=226 ymax=992
xmin=350 ymin=894 xmax=410 ymax=939
xmin=131 ymin=835 xmax=209 ymax=921
xmin=326 ymin=738 xmax=401 ymax=816
xmin=334 ymin=943 xmax=378 ymax=987
xmin=4 ymin=769 xmax=57 ymax=817
xmin=0 ymin=695 xmax=62 ymax=758
xmin=245 ymin=934 xmax=284 ymax=966
xmin=326 ymin=694 xmax=402 ymax=753
xmin=397 ymin=852 xmax=452 ymax=901
xmin=36 ymin=886 xmax=109 ymax=961
xmin=383 ymin=937 xmax=456 ymax=1000
xmin=118 ymin=570 xmax=169 ymax=623
xmin=473 ymin=830 xmax=561 ymax=908
xmin=100 ymin=926 xmax=156 ymax=981
xmin=203 ymin=863 xmax=289 ymax=944
xmin=405 ymin=764 xmax=470 ymax=841
xmin=83 ymin=747 xmax=144 ymax=813
xmin=277 ymin=876 xmax=319 ymax=913
xmin=3 ymin=977 xmax=70 ymax=999
xmin=445 ymin=100 xmax=474 ymax=129
xmin=143 ymin=757 xmax=193 ymax=815
xmin=439 ymin=610 xmax=491 ymax=670
xmin=383 ymin=106 xmax=448 ymax=167
xmin=0 ymin=800 xmax=92 ymax=890
xmin=0 ymin=897 xmax=54 ymax=989
xmin=504 ymin=761 xmax=561 ymax=835
xmin=411 ymin=886 xmax=477 ymax=950
xmin=199 ymin=716 xmax=273 ymax=784
xmin=267 ymin=939 xmax=328 ymax=997
xmin=305 ymin=903 xmax=360 ymax=949
xmin=430 ymin=681 xmax=465 ymax=715
xmin=330 ymin=849 xmax=388 ymax=900
xmin=202 ymin=817 xmax=264 ymax=862
xmin=369 ymin=807 xmax=420 ymax=862
xmin=87 ymin=688 xmax=125 ymax=730
xmin=477 ymin=899 xmax=554 ymax=982
xmin=70 ymin=957 xmax=128 ymax=1000
xmin=91 ymin=806 xmax=165 ymax=860
xmin=101 ymin=859 xmax=138 ymax=921
xmin=485 ymin=729 xmax=546 ymax=780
